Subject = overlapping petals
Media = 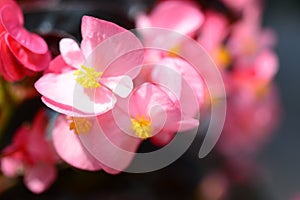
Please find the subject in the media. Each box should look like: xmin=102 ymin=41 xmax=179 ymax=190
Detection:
xmin=0 ymin=0 xmax=50 ymax=81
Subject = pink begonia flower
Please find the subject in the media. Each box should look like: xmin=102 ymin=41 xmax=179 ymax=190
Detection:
xmin=0 ymin=0 xmax=51 ymax=81
xmin=1 ymin=110 xmax=58 ymax=194
xmin=227 ymin=2 xmax=278 ymax=72
xmin=53 ymin=83 xmax=198 ymax=173
xmin=35 ymin=16 xmax=143 ymax=117
xmin=197 ymin=11 xmax=230 ymax=69
xmin=136 ymin=0 xmax=204 ymax=37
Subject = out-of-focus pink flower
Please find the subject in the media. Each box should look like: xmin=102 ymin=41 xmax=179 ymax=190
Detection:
xmin=1 ymin=110 xmax=58 ymax=194
xmin=218 ymin=84 xmax=281 ymax=157
xmin=197 ymin=11 xmax=230 ymax=69
xmin=197 ymin=171 xmax=229 ymax=200
xmin=227 ymin=2 xmax=278 ymax=73
xmin=35 ymin=16 xmax=143 ymax=117
xmin=136 ymin=0 xmax=204 ymax=37
xmin=0 ymin=0 xmax=51 ymax=81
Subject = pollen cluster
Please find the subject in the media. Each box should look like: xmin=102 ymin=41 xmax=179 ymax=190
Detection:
xmin=74 ymin=65 xmax=102 ymax=88
xmin=69 ymin=117 xmax=92 ymax=134
xmin=131 ymin=115 xmax=153 ymax=139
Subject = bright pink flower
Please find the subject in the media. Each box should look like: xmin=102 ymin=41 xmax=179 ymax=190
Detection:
xmin=1 ymin=110 xmax=58 ymax=194
xmin=149 ymin=57 xmax=204 ymax=118
xmin=0 ymin=0 xmax=50 ymax=81
xmin=136 ymin=0 xmax=204 ymax=37
xmin=35 ymin=16 xmax=143 ymax=117
xmin=53 ymin=83 xmax=198 ymax=173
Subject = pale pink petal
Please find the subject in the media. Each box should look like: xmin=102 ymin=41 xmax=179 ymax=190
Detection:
xmin=35 ymin=71 xmax=116 ymax=116
xmin=41 ymin=96 xmax=96 ymax=117
xmin=151 ymin=62 xmax=182 ymax=99
xmin=59 ymin=38 xmax=84 ymax=69
xmin=253 ymin=49 xmax=278 ymax=82
xmin=24 ymin=163 xmax=56 ymax=194
xmin=147 ymin=0 xmax=204 ymax=36
xmin=5 ymin=35 xmax=51 ymax=71
xmin=78 ymin=111 xmax=141 ymax=174
xmin=135 ymin=14 xmax=151 ymax=29
xmin=101 ymin=75 xmax=133 ymax=98
xmin=52 ymin=115 xmax=102 ymax=171
xmin=1 ymin=4 xmax=48 ymax=54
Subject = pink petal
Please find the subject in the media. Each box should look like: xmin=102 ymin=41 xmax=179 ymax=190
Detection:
xmin=1 ymin=157 xmax=23 ymax=177
xmin=78 ymin=111 xmax=141 ymax=174
xmin=253 ymin=49 xmax=278 ymax=82
xmin=52 ymin=115 xmax=102 ymax=171
xmin=198 ymin=11 xmax=229 ymax=52
xmin=46 ymin=55 xmax=71 ymax=74
xmin=81 ymin=16 xmax=127 ymax=57
xmin=147 ymin=0 xmax=204 ymax=36
xmin=5 ymin=35 xmax=51 ymax=71
xmin=101 ymin=75 xmax=133 ymax=98
xmin=0 ymin=36 xmax=24 ymax=81
xmin=41 ymin=96 xmax=93 ymax=117
xmin=24 ymin=163 xmax=56 ymax=194
xmin=59 ymin=38 xmax=84 ymax=69
xmin=150 ymin=131 xmax=175 ymax=146
xmin=82 ymin=28 xmax=143 ymax=79
xmin=35 ymin=71 xmax=116 ymax=116
xmin=1 ymin=4 xmax=48 ymax=54
xmin=129 ymin=83 xmax=181 ymax=136
xmin=151 ymin=58 xmax=202 ymax=117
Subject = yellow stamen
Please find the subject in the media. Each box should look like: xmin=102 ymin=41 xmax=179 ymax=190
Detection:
xmin=214 ymin=46 xmax=231 ymax=69
xmin=74 ymin=65 xmax=102 ymax=88
xmin=167 ymin=44 xmax=181 ymax=57
xmin=69 ymin=117 xmax=92 ymax=134
xmin=131 ymin=115 xmax=153 ymax=139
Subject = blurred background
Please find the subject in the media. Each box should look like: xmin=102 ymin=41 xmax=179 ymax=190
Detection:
xmin=0 ymin=0 xmax=299 ymax=199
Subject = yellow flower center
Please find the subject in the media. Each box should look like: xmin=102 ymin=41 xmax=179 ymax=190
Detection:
xmin=131 ymin=115 xmax=153 ymax=139
xmin=167 ymin=44 xmax=181 ymax=57
xmin=74 ymin=65 xmax=102 ymax=88
xmin=214 ymin=46 xmax=231 ymax=69
xmin=69 ymin=117 xmax=92 ymax=134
